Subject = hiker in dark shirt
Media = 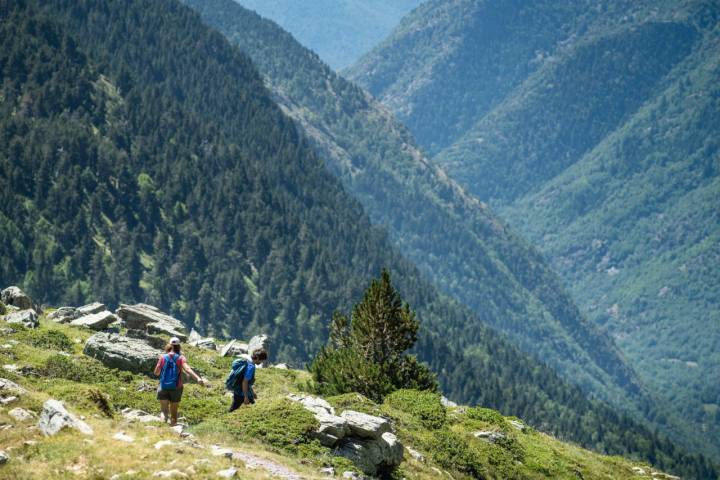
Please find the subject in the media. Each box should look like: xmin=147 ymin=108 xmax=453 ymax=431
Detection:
xmin=226 ymin=348 xmax=267 ymax=412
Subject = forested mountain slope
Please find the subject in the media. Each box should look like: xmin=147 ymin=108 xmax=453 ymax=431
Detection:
xmin=184 ymin=0 xmax=645 ymax=417
xmin=1 ymin=0 xmax=717 ymax=477
xmin=348 ymin=0 xmax=720 ymax=460
xmin=234 ymin=0 xmax=423 ymax=70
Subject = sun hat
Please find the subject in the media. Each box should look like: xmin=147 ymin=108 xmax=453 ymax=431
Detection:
xmin=169 ymin=337 xmax=181 ymax=345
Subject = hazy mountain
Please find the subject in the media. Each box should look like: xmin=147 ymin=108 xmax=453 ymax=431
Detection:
xmin=348 ymin=0 xmax=720 ymax=458
xmin=233 ymin=0 xmax=424 ymax=70
xmin=184 ymin=0 xmax=646 ymax=414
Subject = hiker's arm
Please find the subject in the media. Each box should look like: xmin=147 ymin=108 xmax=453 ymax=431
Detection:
xmin=153 ymin=358 xmax=163 ymax=376
xmin=182 ymin=363 xmax=203 ymax=383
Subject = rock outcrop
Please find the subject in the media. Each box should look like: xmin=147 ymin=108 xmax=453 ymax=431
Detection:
xmin=38 ymin=399 xmax=93 ymax=436
xmin=3 ymin=309 xmax=38 ymax=329
xmin=1 ymin=286 xmax=33 ymax=310
xmin=48 ymin=307 xmax=80 ymax=323
xmin=70 ymin=310 xmax=118 ymax=330
xmin=219 ymin=339 xmax=248 ymax=357
xmin=188 ymin=329 xmax=217 ymax=350
xmin=77 ymin=302 xmax=106 ymax=315
xmin=83 ymin=332 xmax=160 ymax=374
xmin=287 ymin=394 xmax=403 ymax=475
xmin=337 ymin=431 xmax=404 ymax=476
xmin=0 ymin=377 xmax=26 ymax=396
xmin=116 ymin=304 xmax=187 ymax=341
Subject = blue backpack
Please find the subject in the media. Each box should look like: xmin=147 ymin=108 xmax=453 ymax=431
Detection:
xmin=225 ymin=358 xmax=248 ymax=391
xmin=160 ymin=353 xmax=180 ymax=390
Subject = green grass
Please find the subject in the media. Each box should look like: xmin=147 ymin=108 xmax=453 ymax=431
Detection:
xmin=0 ymin=315 xmax=680 ymax=479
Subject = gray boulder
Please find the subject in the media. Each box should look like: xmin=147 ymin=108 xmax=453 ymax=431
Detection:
xmin=3 ymin=309 xmax=38 ymax=328
xmin=121 ymin=408 xmax=162 ymax=423
xmin=0 ymin=450 xmax=8 ymax=464
xmin=219 ymin=339 xmax=248 ymax=357
xmin=48 ymin=307 xmax=80 ymax=323
xmin=0 ymin=378 xmax=26 ymax=395
xmin=38 ymin=399 xmax=93 ymax=436
xmin=1 ymin=286 xmax=33 ymax=310
xmin=116 ymin=304 xmax=187 ymax=341
xmin=70 ymin=310 xmax=118 ymax=330
xmin=77 ymin=302 xmax=106 ymax=316
xmin=337 ymin=432 xmax=403 ymax=476
xmin=126 ymin=329 xmax=167 ymax=350
xmin=83 ymin=332 xmax=160 ymax=375
xmin=248 ymin=334 xmax=270 ymax=365
xmin=9 ymin=407 xmax=35 ymax=422
xmin=474 ymin=430 xmax=506 ymax=443
xmin=188 ymin=329 xmax=217 ymax=350
xmin=340 ymin=410 xmax=391 ymax=439
xmin=287 ymin=394 xmax=349 ymax=446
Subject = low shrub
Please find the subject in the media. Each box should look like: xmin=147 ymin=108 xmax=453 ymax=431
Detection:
xmin=224 ymin=398 xmax=319 ymax=451
xmin=327 ymin=392 xmax=380 ymax=415
xmin=18 ymin=329 xmax=74 ymax=352
xmin=384 ymin=389 xmax=446 ymax=429
xmin=425 ymin=429 xmax=487 ymax=478
xmin=466 ymin=407 xmax=508 ymax=428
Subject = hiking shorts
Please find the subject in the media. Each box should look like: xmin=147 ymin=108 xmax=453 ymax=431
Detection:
xmin=157 ymin=387 xmax=183 ymax=403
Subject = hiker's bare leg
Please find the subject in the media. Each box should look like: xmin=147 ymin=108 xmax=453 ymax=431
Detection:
xmin=169 ymin=402 xmax=179 ymax=426
xmin=159 ymin=400 xmax=170 ymax=423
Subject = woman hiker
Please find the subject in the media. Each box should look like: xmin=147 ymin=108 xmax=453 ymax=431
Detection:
xmin=154 ymin=336 xmax=206 ymax=426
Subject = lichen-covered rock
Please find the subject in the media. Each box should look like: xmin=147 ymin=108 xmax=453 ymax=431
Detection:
xmin=474 ymin=430 xmax=506 ymax=443
xmin=188 ymin=329 xmax=217 ymax=350
xmin=340 ymin=410 xmax=391 ymax=439
xmin=3 ymin=309 xmax=38 ymax=328
xmin=116 ymin=303 xmax=187 ymax=341
xmin=219 ymin=339 xmax=248 ymax=357
xmin=0 ymin=378 xmax=26 ymax=395
xmin=70 ymin=310 xmax=118 ymax=330
xmin=77 ymin=302 xmax=106 ymax=315
xmin=9 ymin=407 xmax=35 ymax=422
xmin=48 ymin=307 xmax=80 ymax=323
xmin=337 ymin=432 xmax=403 ymax=476
xmin=1 ymin=286 xmax=33 ymax=310
xmin=38 ymin=399 xmax=93 ymax=436
xmin=83 ymin=332 xmax=160 ymax=374
xmin=120 ymin=408 xmax=162 ymax=423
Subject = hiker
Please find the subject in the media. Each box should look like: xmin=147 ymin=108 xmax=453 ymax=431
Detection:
xmin=154 ymin=337 xmax=206 ymax=426
xmin=226 ymin=348 xmax=268 ymax=412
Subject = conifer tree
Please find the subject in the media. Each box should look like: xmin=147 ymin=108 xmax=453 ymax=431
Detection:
xmin=309 ymin=269 xmax=437 ymax=401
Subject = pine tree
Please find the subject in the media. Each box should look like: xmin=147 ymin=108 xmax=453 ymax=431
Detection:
xmin=309 ymin=269 xmax=437 ymax=401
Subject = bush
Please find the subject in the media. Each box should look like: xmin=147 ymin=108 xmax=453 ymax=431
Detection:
xmin=19 ymin=328 xmax=74 ymax=352
xmin=41 ymin=354 xmax=135 ymax=383
xmin=224 ymin=398 xmax=319 ymax=451
xmin=425 ymin=429 xmax=487 ymax=478
xmin=384 ymin=389 xmax=446 ymax=429
xmin=327 ymin=392 xmax=380 ymax=416
xmin=0 ymin=300 xmax=6 ymax=315
xmin=466 ymin=407 xmax=508 ymax=428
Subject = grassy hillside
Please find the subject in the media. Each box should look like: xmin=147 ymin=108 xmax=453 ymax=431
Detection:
xmin=0 ymin=314 xmax=705 ymax=479
xmin=183 ymin=0 xmax=647 ymax=417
